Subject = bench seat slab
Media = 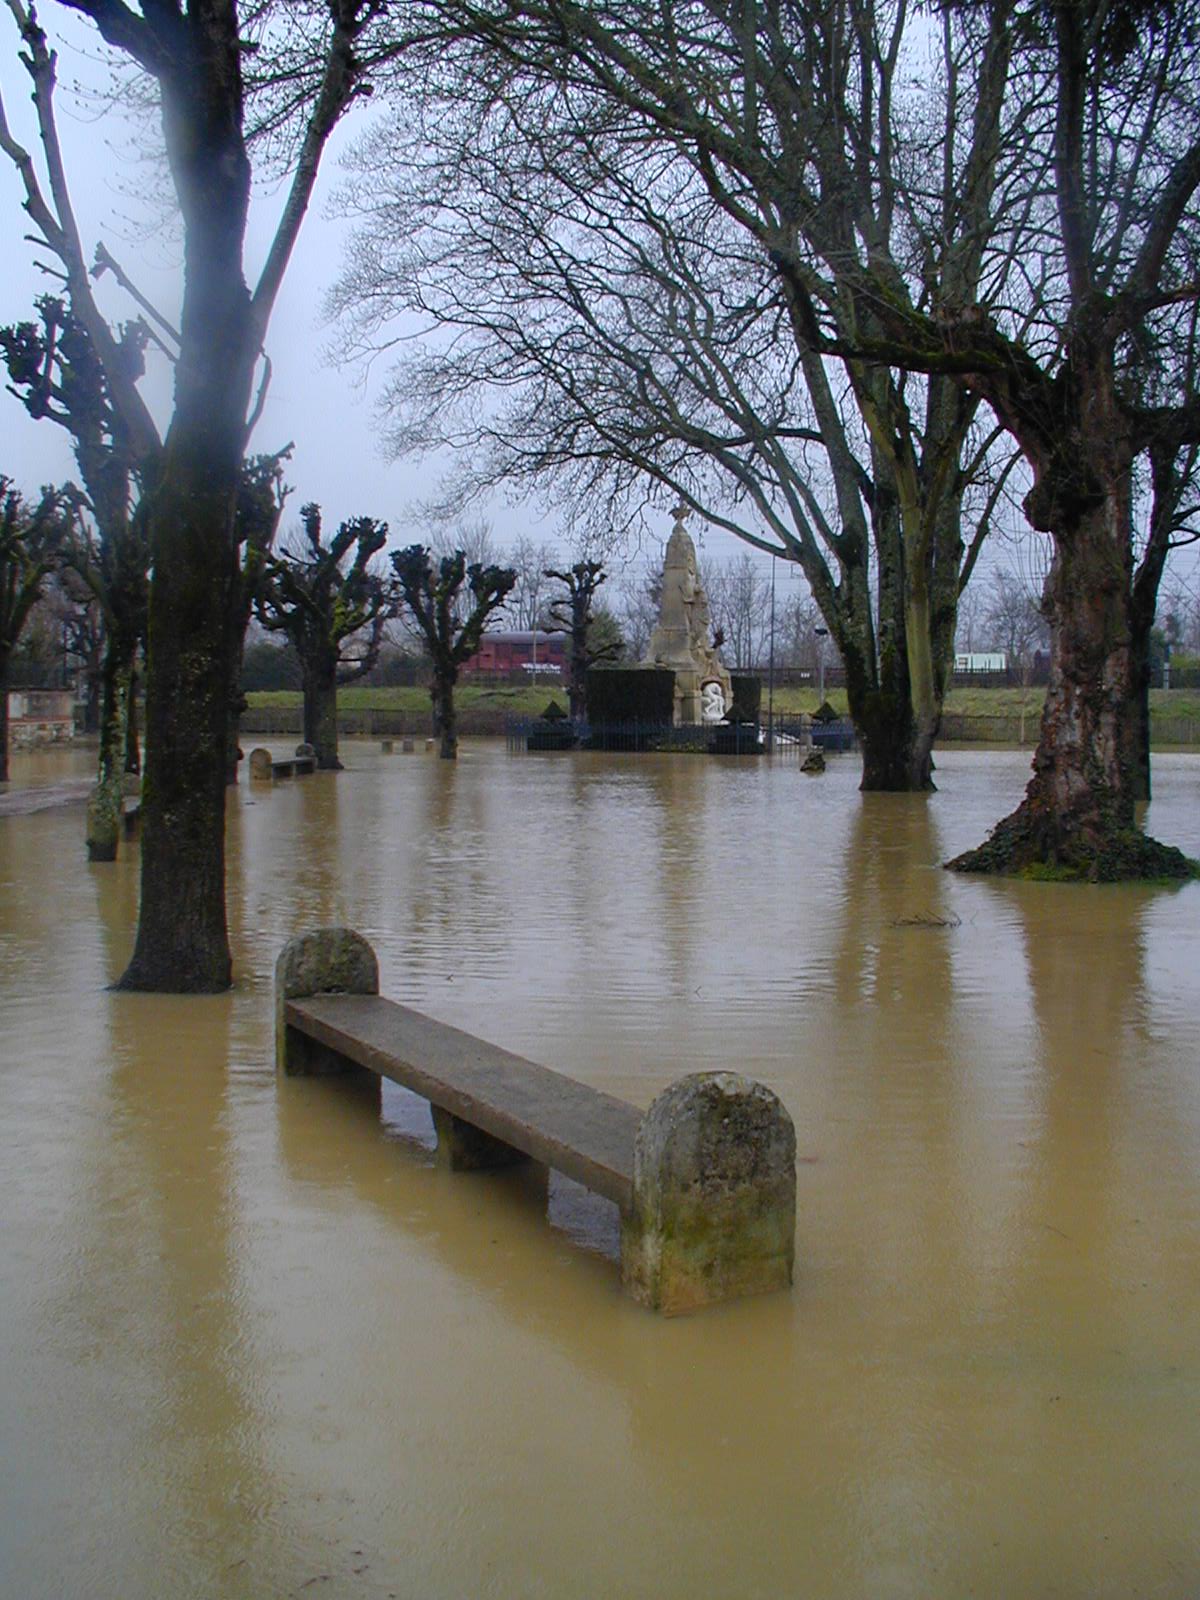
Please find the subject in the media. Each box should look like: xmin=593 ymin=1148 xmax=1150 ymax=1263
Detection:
xmin=286 ymin=993 xmax=638 ymax=1209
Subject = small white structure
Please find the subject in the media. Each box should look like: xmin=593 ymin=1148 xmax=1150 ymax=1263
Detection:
xmin=954 ymin=651 xmax=1008 ymax=674
xmin=6 ymin=690 xmax=74 ymax=750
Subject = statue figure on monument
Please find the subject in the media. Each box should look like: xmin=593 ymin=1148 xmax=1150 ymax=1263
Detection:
xmin=701 ymin=680 xmax=727 ymax=722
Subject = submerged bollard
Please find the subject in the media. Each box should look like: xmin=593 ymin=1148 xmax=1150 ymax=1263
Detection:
xmin=620 ymin=1072 xmax=796 ymax=1314
xmin=402 ymin=738 xmax=414 ymax=753
xmin=295 ymin=742 xmax=316 ymax=759
xmin=381 ymin=739 xmax=394 ymax=753
xmin=275 ymin=926 xmax=379 ymax=1075
xmin=249 ymin=747 xmax=273 ymax=781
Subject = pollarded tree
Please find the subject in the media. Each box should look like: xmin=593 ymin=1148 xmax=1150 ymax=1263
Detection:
xmin=544 ymin=559 xmax=621 ymax=717
xmin=0 ymin=0 xmax=402 ymax=989
xmin=391 ymin=544 xmax=516 ymax=757
xmin=0 ymin=478 xmax=65 ymax=781
xmin=1 ymin=296 xmax=149 ymax=856
xmin=257 ymin=503 xmax=392 ymax=769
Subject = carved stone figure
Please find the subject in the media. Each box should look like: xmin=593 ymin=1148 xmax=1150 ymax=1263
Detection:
xmin=701 ymin=680 xmax=727 ymax=722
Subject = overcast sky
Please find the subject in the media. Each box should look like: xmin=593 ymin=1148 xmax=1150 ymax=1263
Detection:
xmin=6 ymin=6 xmax=1194 ymax=627
xmin=0 ymin=5 xmax=757 ymax=592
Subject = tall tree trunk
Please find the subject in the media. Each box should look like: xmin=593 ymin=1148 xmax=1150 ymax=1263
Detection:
xmin=949 ymin=472 xmax=1192 ymax=880
xmin=1128 ymin=609 xmax=1154 ymax=804
xmin=123 ymin=665 xmax=140 ymax=774
xmin=87 ymin=639 xmax=133 ymax=861
xmin=856 ymin=703 xmax=932 ymax=789
xmin=844 ymin=624 xmax=935 ymax=792
xmin=118 ymin=466 xmax=241 ymax=990
xmin=227 ymin=605 xmax=248 ymax=785
xmin=117 ymin=57 xmax=255 ymax=992
xmin=432 ymin=666 xmax=458 ymax=759
xmin=1128 ymin=446 xmax=1177 ymax=804
xmin=226 ymin=685 xmax=246 ymax=786
xmin=82 ymin=662 xmax=101 ymax=734
xmin=304 ymin=653 xmax=342 ymax=770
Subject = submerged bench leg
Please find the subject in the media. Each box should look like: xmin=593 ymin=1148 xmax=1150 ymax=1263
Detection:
xmin=430 ymin=1106 xmax=531 ymax=1172
xmin=620 ymin=1072 xmax=796 ymax=1315
xmin=275 ymin=927 xmax=380 ymax=1075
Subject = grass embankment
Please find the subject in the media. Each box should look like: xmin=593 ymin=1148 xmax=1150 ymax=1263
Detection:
xmin=249 ymin=683 xmax=569 ymax=717
xmin=248 ymin=683 xmax=1200 ymax=729
xmin=762 ymin=684 xmax=1200 ymax=723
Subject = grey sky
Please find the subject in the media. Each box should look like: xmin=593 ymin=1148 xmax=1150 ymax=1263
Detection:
xmin=0 ymin=8 xmax=647 ymax=560
xmin=5 ymin=5 xmax=1193 ymax=627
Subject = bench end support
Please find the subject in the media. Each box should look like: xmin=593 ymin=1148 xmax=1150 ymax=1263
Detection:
xmin=275 ymin=927 xmax=379 ymax=1074
xmin=620 ymin=1072 xmax=796 ymax=1314
xmin=430 ymin=1106 xmax=531 ymax=1172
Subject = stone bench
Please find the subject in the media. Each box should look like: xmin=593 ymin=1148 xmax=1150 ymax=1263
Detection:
xmin=249 ymin=746 xmax=316 ymax=781
xmin=276 ymin=927 xmax=796 ymax=1314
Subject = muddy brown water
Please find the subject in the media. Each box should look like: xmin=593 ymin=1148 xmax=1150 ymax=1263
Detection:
xmin=1 ymin=742 xmax=1198 ymax=1599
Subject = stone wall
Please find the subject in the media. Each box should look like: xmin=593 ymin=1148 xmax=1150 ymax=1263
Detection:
xmin=7 ymin=690 xmax=75 ymax=750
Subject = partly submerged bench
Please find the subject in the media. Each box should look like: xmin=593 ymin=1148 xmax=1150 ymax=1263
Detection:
xmin=276 ymin=927 xmax=796 ymax=1314
xmin=249 ymin=746 xmax=316 ymax=781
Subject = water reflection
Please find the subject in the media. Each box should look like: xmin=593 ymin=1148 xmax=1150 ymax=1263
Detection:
xmin=2 ymin=744 xmax=1199 ymax=1598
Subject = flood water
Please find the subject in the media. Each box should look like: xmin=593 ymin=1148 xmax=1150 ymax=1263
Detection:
xmin=2 ymin=740 xmax=1198 ymax=1599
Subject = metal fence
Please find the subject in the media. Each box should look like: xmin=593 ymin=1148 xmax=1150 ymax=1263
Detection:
xmin=506 ymin=714 xmax=853 ymax=755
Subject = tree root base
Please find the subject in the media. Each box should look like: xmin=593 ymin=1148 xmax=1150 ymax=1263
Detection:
xmin=947 ymin=814 xmax=1199 ymax=883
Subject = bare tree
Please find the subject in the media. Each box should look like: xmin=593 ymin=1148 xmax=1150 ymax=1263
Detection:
xmin=544 ymin=559 xmax=621 ymax=716
xmin=334 ymin=0 xmax=1021 ymax=792
xmin=0 ymin=0 xmax=402 ymax=988
xmin=703 ymin=553 xmax=771 ymax=671
xmin=0 ymin=478 xmax=65 ymax=781
xmin=257 ymin=504 xmax=392 ymax=770
xmin=779 ymin=589 xmax=825 ymax=674
xmin=507 ymin=535 xmax=558 ymax=631
xmin=611 ymin=569 xmax=660 ymax=663
xmin=391 ymin=544 xmax=516 ymax=756
xmin=1 ymin=295 xmax=150 ymax=853
xmin=831 ymin=0 xmax=1200 ymax=877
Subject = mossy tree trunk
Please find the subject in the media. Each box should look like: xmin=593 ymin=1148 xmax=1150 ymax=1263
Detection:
xmin=948 ymin=381 xmax=1194 ymax=881
xmin=117 ymin=49 xmax=256 ymax=991
xmin=431 ymin=667 xmax=458 ymax=759
xmin=123 ymin=665 xmax=140 ymax=773
xmin=303 ymin=648 xmax=342 ymax=770
xmin=87 ymin=634 xmax=135 ymax=861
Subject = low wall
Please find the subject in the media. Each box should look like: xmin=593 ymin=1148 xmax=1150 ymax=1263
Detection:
xmin=241 ymin=705 xmax=514 ymax=738
xmin=6 ymin=690 xmax=75 ymax=750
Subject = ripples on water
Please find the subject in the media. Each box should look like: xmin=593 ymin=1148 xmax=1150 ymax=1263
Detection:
xmin=1 ymin=741 xmax=1198 ymax=1599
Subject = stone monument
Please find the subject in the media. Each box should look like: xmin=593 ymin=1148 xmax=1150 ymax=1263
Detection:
xmin=644 ymin=507 xmax=732 ymax=724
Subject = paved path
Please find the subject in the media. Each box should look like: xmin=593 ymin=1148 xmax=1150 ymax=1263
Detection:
xmin=0 ymin=779 xmax=92 ymax=817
